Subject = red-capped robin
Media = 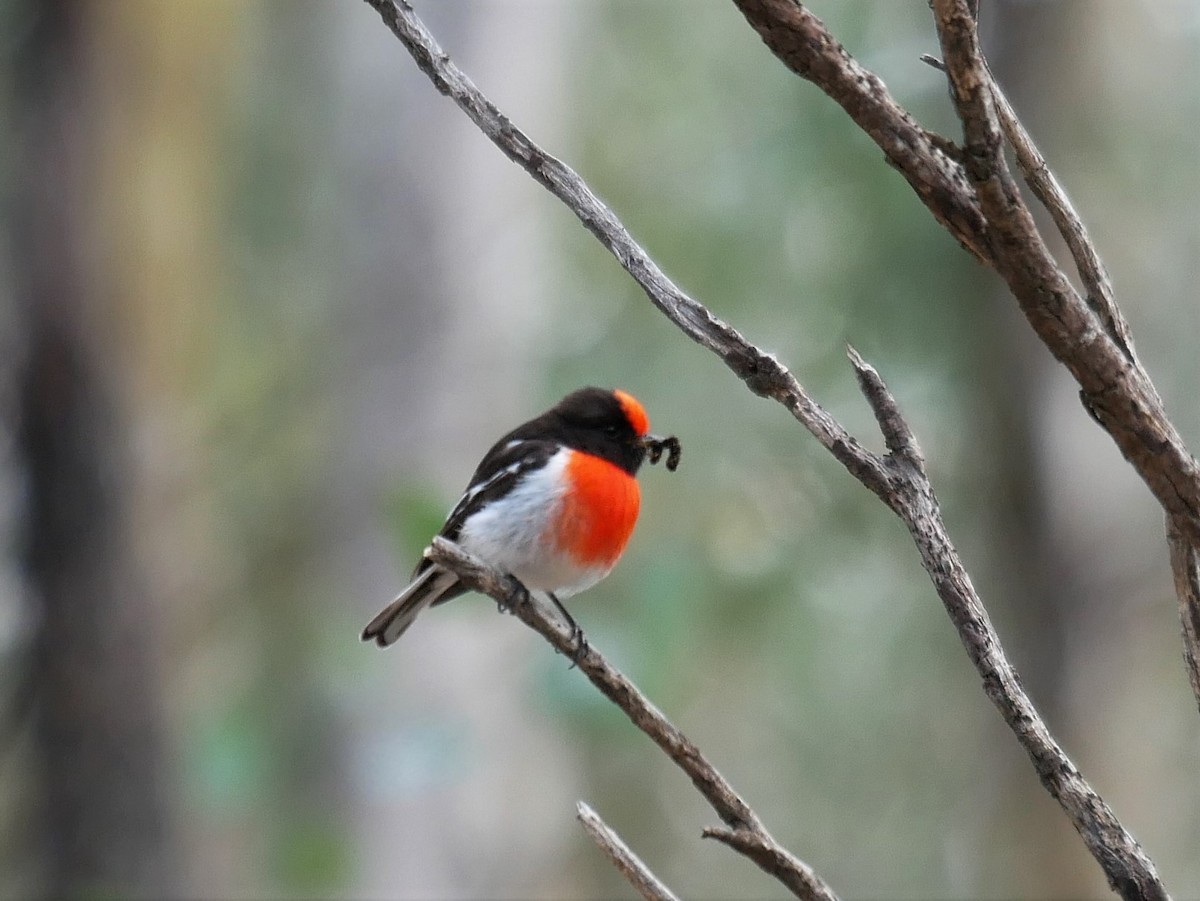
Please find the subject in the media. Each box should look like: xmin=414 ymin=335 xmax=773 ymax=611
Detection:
xmin=362 ymin=387 xmax=680 ymax=649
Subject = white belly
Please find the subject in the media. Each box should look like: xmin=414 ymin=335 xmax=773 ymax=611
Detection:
xmin=456 ymin=449 xmax=609 ymax=597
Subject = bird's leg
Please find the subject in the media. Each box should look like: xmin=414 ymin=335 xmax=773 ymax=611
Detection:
xmin=494 ymin=576 xmax=528 ymax=615
xmin=546 ymin=592 xmax=588 ymax=666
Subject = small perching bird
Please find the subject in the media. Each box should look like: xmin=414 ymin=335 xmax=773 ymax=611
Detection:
xmin=362 ymin=387 xmax=680 ymax=650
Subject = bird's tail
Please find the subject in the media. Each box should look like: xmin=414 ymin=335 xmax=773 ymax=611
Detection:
xmin=361 ymin=566 xmax=460 ymax=647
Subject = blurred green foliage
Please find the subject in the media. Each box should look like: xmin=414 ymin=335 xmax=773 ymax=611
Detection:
xmin=6 ymin=0 xmax=1199 ymax=898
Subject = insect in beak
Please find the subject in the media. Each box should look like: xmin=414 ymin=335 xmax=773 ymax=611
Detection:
xmin=641 ymin=434 xmax=682 ymax=472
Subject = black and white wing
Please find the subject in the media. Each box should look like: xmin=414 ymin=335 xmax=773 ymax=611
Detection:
xmin=412 ymin=438 xmax=558 ymax=579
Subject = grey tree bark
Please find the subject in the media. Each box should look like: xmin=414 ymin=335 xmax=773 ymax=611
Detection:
xmin=10 ymin=1 xmax=177 ymax=896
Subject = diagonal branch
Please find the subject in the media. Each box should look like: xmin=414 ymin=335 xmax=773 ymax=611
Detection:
xmin=361 ymin=0 xmax=1169 ymax=897
xmin=917 ymin=51 xmax=1136 ymax=367
xmin=362 ymin=0 xmax=890 ymax=498
xmin=929 ymin=0 xmax=1200 ymax=726
xmin=703 ymin=824 xmax=824 ymax=890
xmin=731 ymin=0 xmax=1200 ymax=554
xmin=929 ymin=0 xmax=1121 ymax=376
xmin=984 ymin=66 xmax=1136 ymax=366
xmin=428 ymin=537 xmax=839 ymax=901
xmin=577 ymin=802 xmax=680 ymax=901
xmin=939 ymin=38 xmax=1200 ymax=718
xmin=1166 ymin=519 xmax=1200 ymax=713
xmin=847 ymin=345 xmax=921 ymax=469
xmin=844 ymin=353 xmax=1167 ymax=901
xmin=929 ymin=28 xmax=1195 ymax=717
xmin=730 ymin=0 xmax=988 ymax=262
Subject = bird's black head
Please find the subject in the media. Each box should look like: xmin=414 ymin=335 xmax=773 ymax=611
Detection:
xmin=544 ymin=387 xmax=650 ymax=475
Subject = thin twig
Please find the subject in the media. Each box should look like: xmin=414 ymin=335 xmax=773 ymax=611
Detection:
xmin=424 ymin=543 xmax=765 ymax=841
xmin=846 ymin=345 xmax=921 ymax=468
xmin=577 ymin=802 xmax=680 ymax=901
xmin=983 ymin=67 xmax=1137 ymax=366
xmin=427 ymin=537 xmax=839 ymax=901
xmin=1166 ymin=519 xmax=1200 ymax=713
xmin=362 ymin=1 xmax=1169 ymax=897
xmin=702 ymin=825 xmax=828 ymax=892
xmin=921 ymin=48 xmax=1138 ymax=367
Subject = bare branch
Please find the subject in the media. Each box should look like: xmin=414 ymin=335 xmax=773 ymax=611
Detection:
xmin=850 ymin=349 xmax=1166 ymax=900
xmin=360 ymin=0 xmax=890 ymax=501
xmin=868 ymin=411 xmax=1169 ymax=901
xmin=854 ymin=349 xmax=1168 ymax=900
xmin=984 ymin=70 xmax=1136 ymax=365
xmin=915 ymin=52 xmax=1132 ymax=364
xmin=363 ymin=1 xmax=1170 ymax=897
xmin=846 ymin=345 xmax=922 ymax=469
xmin=427 ymin=538 xmax=840 ymax=901
xmin=746 ymin=0 xmax=1200 ymax=752
xmin=732 ymin=0 xmax=1200 ymax=553
xmin=702 ymin=825 xmax=826 ymax=891
xmin=730 ymin=0 xmax=988 ymax=262
xmin=1167 ymin=520 xmax=1200 ymax=713
xmin=576 ymin=802 xmax=680 ymax=901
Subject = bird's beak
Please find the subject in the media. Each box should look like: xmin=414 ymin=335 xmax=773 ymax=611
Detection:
xmin=640 ymin=433 xmax=682 ymax=471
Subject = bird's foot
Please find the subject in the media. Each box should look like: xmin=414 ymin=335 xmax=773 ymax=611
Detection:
xmin=567 ymin=625 xmax=589 ymax=670
xmin=496 ymin=578 xmax=530 ymax=615
xmin=546 ymin=592 xmax=588 ymax=668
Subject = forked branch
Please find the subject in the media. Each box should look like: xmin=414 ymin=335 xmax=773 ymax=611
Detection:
xmin=741 ymin=0 xmax=1200 ymax=816
xmin=846 ymin=354 xmax=1166 ymax=901
xmin=733 ymin=0 xmax=1200 ymax=555
xmin=927 ymin=0 xmax=1200 ymax=720
xmin=362 ymin=0 xmax=1170 ymax=897
xmin=427 ymin=537 xmax=839 ymax=901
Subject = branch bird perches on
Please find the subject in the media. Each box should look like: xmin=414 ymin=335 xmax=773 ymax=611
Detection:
xmin=360 ymin=1 xmax=1175 ymax=898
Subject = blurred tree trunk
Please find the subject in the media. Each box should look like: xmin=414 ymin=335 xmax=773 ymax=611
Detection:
xmin=12 ymin=0 xmax=176 ymax=895
xmin=979 ymin=1 xmax=1110 ymax=895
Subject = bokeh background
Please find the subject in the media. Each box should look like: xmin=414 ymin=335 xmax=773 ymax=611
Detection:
xmin=3 ymin=0 xmax=1199 ymax=898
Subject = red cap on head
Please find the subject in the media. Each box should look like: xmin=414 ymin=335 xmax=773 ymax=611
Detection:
xmin=613 ymin=389 xmax=650 ymax=437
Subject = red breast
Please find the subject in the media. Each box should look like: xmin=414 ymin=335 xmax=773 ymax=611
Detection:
xmin=550 ymin=449 xmax=641 ymax=570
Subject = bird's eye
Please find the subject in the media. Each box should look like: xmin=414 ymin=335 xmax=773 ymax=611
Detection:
xmin=605 ymin=425 xmax=619 ymax=436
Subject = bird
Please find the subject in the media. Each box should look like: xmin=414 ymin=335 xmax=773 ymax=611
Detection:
xmin=362 ymin=386 xmax=680 ymax=650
